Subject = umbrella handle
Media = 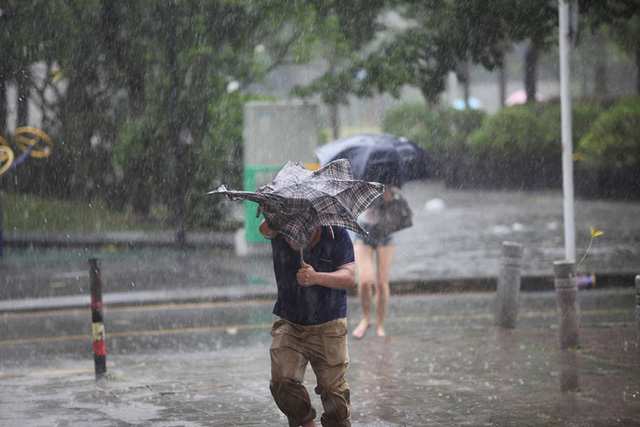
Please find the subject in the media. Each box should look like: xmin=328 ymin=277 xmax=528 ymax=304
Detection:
xmin=300 ymin=248 xmax=304 ymax=267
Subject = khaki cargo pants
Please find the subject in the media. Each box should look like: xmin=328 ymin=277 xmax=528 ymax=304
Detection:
xmin=269 ymin=318 xmax=351 ymax=427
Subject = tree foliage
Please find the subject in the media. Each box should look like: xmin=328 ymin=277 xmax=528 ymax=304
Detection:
xmin=579 ymin=0 xmax=640 ymax=94
xmin=1 ymin=0 xmax=327 ymax=227
xmin=300 ymin=0 xmax=639 ymax=107
xmin=290 ymin=0 xmax=386 ymax=110
xmin=2 ymin=0 xmax=639 ymax=230
xmin=354 ymin=1 xmax=513 ymax=105
xmin=578 ymin=97 xmax=640 ymax=167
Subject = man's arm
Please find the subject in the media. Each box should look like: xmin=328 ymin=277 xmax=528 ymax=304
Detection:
xmin=296 ymin=262 xmax=355 ymax=290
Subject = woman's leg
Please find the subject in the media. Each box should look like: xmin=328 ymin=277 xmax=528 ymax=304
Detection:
xmin=352 ymin=242 xmax=375 ymax=339
xmin=373 ymin=245 xmax=395 ymax=337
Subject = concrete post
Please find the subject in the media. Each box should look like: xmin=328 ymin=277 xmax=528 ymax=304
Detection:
xmin=553 ymin=260 xmax=581 ymax=350
xmin=90 ymin=258 xmax=107 ymax=379
xmin=494 ymin=241 xmax=524 ymax=329
xmin=635 ymin=275 xmax=640 ymax=364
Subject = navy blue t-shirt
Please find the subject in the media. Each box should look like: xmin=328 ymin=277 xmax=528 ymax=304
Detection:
xmin=270 ymin=226 xmax=354 ymax=326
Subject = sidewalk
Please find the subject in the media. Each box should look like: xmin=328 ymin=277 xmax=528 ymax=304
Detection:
xmin=1 ymin=290 xmax=639 ymax=426
xmin=1 ymin=230 xmax=637 ymax=314
xmin=3 ymin=176 xmax=640 ymax=313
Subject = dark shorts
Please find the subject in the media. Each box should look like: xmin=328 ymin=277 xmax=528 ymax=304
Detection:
xmin=354 ymin=222 xmax=394 ymax=249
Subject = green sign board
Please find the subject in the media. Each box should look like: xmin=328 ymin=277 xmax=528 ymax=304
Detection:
xmin=243 ymin=164 xmax=283 ymax=243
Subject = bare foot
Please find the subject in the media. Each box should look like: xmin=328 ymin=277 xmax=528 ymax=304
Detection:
xmin=376 ymin=327 xmax=386 ymax=337
xmin=352 ymin=321 xmax=370 ymax=339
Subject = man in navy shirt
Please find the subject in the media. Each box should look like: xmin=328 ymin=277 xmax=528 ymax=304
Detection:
xmin=259 ymin=219 xmax=355 ymax=427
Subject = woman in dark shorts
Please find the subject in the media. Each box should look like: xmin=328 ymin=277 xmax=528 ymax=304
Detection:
xmin=352 ymin=186 xmax=396 ymax=339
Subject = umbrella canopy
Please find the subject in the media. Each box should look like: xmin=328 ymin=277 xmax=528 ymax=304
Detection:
xmin=504 ymin=89 xmax=541 ymax=106
xmin=315 ymin=133 xmax=429 ymax=186
xmin=452 ymin=97 xmax=483 ymax=110
xmin=208 ymin=159 xmax=384 ymax=247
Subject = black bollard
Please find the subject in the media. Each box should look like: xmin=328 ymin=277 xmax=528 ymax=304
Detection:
xmin=636 ymin=275 xmax=640 ymax=365
xmin=90 ymin=258 xmax=107 ymax=379
xmin=494 ymin=241 xmax=524 ymax=329
xmin=553 ymin=261 xmax=581 ymax=350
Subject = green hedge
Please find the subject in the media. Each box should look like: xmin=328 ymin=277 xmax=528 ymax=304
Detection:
xmin=5 ymin=93 xmax=247 ymax=231
xmin=381 ymin=103 xmax=451 ymax=153
xmin=462 ymin=106 xmax=560 ymax=189
xmin=540 ymin=102 xmax=604 ymax=152
xmin=380 ymin=97 xmax=639 ymax=197
xmin=381 ymin=103 xmax=485 ymax=179
xmin=468 ymin=105 xmax=554 ymax=160
xmin=577 ymin=97 xmax=640 ymax=167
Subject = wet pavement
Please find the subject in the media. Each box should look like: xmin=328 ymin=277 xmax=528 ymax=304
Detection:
xmin=1 ymin=290 xmax=639 ymax=426
xmin=1 ymin=180 xmax=640 ymax=425
xmin=1 ymin=180 xmax=639 ymax=309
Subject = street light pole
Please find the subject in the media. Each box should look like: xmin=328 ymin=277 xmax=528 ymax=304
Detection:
xmin=558 ymin=0 xmax=576 ymax=262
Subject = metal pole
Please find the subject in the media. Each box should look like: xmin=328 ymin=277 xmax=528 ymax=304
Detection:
xmin=559 ymin=0 xmax=576 ymax=262
xmin=90 ymin=258 xmax=107 ymax=379
xmin=494 ymin=241 xmax=523 ymax=329
xmin=635 ymin=275 xmax=640 ymax=365
xmin=553 ymin=260 xmax=581 ymax=350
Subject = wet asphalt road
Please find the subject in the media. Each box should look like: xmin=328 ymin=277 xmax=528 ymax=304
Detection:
xmin=0 ymin=288 xmax=635 ymax=367
xmin=1 ymin=180 xmax=639 ymax=303
xmin=1 ymin=289 xmax=639 ymax=426
xmin=396 ymin=180 xmax=640 ymax=280
xmin=1 ymin=180 xmax=639 ymax=425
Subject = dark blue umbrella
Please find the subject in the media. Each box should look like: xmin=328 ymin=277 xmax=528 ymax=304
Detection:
xmin=315 ymin=133 xmax=429 ymax=186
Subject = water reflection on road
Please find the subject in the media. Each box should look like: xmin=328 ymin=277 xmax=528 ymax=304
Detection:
xmin=394 ymin=181 xmax=640 ymax=281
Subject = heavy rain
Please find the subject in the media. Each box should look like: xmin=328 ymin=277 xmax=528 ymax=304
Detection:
xmin=1 ymin=1 xmax=640 ymax=426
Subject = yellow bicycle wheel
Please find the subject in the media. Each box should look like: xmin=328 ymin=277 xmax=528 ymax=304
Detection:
xmin=0 ymin=145 xmax=15 ymax=175
xmin=14 ymin=126 xmax=53 ymax=158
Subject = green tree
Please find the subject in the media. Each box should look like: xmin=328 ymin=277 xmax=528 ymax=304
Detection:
xmin=502 ymin=0 xmax=557 ymax=104
xmin=100 ymin=1 xmax=147 ymax=119
xmin=290 ymin=0 xmax=386 ymax=138
xmin=349 ymin=1 xmax=512 ymax=106
xmin=1 ymin=1 xmax=121 ymax=202
xmin=579 ymin=0 xmax=640 ymax=94
xmin=0 ymin=0 xmax=62 ymax=134
xmin=2 ymin=0 xmax=338 ymax=229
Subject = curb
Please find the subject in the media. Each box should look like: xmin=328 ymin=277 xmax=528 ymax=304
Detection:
xmin=389 ymin=273 xmax=637 ymax=295
xmin=3 ymin=230 xmax=236 ymax=250
xmin=1 ymin=273 xmax=635 ymax=315
xmin=2 ymin=231 xmax=636 ymax=314
xmin=0 ymin=286 xmax=278 ymax=314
